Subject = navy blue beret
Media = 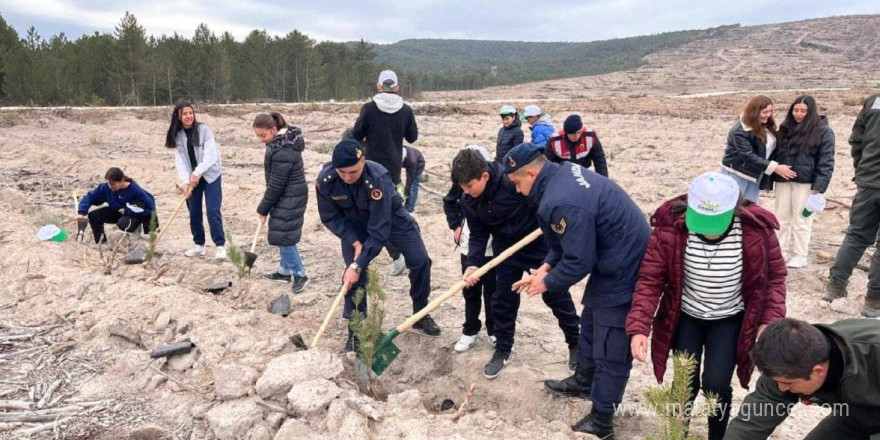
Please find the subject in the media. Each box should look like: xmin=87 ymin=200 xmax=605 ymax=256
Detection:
xmin=503 ymin=142 xmax=545 ymax=173
xmin=332 ymin=139 xmax=365 ymax=168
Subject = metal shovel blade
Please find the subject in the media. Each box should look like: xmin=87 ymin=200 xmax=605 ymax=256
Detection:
xmin=369 ymin=330 xmax=401 ymax=376
xmin=244 ymin=251 xmax=258 ymax=269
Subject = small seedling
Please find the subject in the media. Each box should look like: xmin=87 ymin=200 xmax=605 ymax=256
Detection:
xmin=643 ymin=352 xmax=719 ymax=440
xmin=225 ymin=234 xmax=248 ymax=278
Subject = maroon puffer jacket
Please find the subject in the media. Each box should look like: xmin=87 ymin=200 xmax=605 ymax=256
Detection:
xmin=625 ymin=195 xmax=787 ymax=389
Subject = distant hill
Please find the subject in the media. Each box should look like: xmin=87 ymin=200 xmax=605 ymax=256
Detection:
xmin=370 ymin=25 xmax=739 ymax=91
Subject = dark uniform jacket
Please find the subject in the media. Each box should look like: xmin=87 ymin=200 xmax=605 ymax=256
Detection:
xmin=462 ymin=161 xmax=544 ymax=268
xmin=725 ymin=319 xmax=880 ymax=440
xmin=257 ymin=126 xmax=308 ymax=246
xmin=316 ymin=161 xmax=412 ymax=269
xmin=850 ymin=93 xmax=880 ymax=189
xmin=771 ymin=117 xmax=835 ymax=193
xmin=529 ymin=161 xmax=650 ymax=307
xmin=545 ymin=128 xmax=609 ymax=177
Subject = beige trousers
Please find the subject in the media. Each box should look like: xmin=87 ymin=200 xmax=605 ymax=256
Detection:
xmin=774 ymin=182 xmax=814 ymax=258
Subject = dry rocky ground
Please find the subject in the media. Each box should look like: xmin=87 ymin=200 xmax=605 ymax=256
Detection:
xmin=1 ymin=14 xmax=879 ymax=440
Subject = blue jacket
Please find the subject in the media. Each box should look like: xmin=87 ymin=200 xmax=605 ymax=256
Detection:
xmin=529 ymin=114 xmax=556 ymax=147
xmin=529 ymin=161 xmax=650 ymax=307
xmin=78 ymin=181 xmax=156 ymax=218
xmin=316 ymin=161 xmax=416 ymax=268
xmin=462 ymin=161 xmax=544 ymax=267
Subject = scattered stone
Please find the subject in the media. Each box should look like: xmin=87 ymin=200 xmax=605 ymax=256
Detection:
xmin=831 ymin=298 xmax=861 ymax=316
xmin=107 ymin=318 xmax=142 ymax=347
xmin=146 ymin=374 xmax=167 ymax=391
xmin=167 ymin=347 xmax=198 ymax=371
xmin=274 ymin=419 xmax=316 ymax=440
xmin=206 ymin=399 xmax=263 ymax=440
xmin=249 ymin=424 xmax=272 ymax=440
xmin=387 ymin=389 xmax=423 ymax=410
xmin=266 ymin=412 xmax=286 ymax=430
xmin=127 ymin=427 xmax=167 ymax=440
xmin=153 ymin=312 xmax=172 ymax=331
xmin=287 ymin=378 xmax=341 ymax=415
xmin=344 ymin=396 xmax=381 ymax=421
xmin=255 ymin=350 xmax=343 ymax=399
xmin=213 ymin=363 xmax=259 ymax=401
xmin=326 ymin=399 xmax=369 ymax=438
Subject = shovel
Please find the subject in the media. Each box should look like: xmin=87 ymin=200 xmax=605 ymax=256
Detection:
xmin=243 ymin=219 xmax=264 ymax=272
xmin=125 ymin=194 xmax=186 ymax=264
xmin=73 ymin=193 xmax=89 ymax=242
xmin=369 ymin=228 xmax=544 ymax=376
xmin=311 ymin=281 xmax=351 ymax=348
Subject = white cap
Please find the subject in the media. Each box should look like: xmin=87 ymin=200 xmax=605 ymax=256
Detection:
xmin=499 ymin=105 xmax=516 ymax=116
xmin=377 ymin=70 xmax=398 ymax=89
xmin=465 ymin=144 xmax=492 ymax=161
xmin=686 ymin=171 xmax=739 ymax=235
xmin=523 ymin=105 xmax=541 ymax=117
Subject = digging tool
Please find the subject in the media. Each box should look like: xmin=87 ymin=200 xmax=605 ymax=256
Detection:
xmin=369 ymin=228 xmax=544 ymax=376
xmin=243 ymin=219 xmax=264 ymax=271
xmin=311 ymin=281 xmax=351 ymax=348
xmin=74 ymin=193 xmax=88 ymax=242
xmin=124 ymin=194 xmax=186 ymax=264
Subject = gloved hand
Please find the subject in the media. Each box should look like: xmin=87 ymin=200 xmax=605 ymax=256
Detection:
xmin=396 ymin=182 xmax=405 ymax=197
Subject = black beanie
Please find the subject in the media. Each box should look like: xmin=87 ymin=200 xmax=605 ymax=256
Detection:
xmin=563 ymin=115 xmax=583 ymax=134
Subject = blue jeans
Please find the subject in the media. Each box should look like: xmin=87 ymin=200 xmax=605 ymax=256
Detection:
xmin=278 ymin=244 xmax=306 ymax=277
xmin=720 ymin=168 xmax=760 ymax=203
xmin=405 ymin=175 xmax=421 ymax=213
xmin=187 ymin=176 xmax=225 ymax=246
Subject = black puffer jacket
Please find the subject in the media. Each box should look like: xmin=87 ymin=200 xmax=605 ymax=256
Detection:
xmin=771 ymin=117 xmax=835 ymax=192
xmin=495 ymin=117 xmax=524 ymax=162
xmin=257 ymin=126 xmax=308 ymax=246
xmin=721 ymin=120 xmax=776 ymax=189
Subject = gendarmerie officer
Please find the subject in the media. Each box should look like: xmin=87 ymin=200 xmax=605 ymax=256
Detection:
xmin=506 ymin=142 xmax=650 ymax=438
xmin=316 ymin=139 xmax=440 ymax=351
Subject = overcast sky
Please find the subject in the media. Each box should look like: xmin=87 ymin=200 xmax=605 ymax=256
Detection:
xmin=1 ymin=0 xmax=878 ymax=44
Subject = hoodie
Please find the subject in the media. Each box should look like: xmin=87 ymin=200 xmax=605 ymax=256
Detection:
xmin=257 ymin=126 xmax=309 ymax=246
xmin=352 ymin=92 xmax=418 ymax=185
xmin=529 ymin=114 xmax=555 ymax=147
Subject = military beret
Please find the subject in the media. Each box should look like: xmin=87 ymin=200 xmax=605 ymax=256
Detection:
xmin=503 ymin=142 xmax=544 ymax=173
xmin=332 ymin=139 xmax=365 ymax=168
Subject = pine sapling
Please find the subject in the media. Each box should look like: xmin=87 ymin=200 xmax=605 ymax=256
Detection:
xmin=225 ymin=234 xmax=248 ymax=278
xmin=349 ymin=267 xmax=387 ymax=382
xmin=643 ymin=351 xmax=719 ymax=440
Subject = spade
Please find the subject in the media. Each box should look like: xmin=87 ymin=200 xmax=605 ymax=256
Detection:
xmin=369 ymin=229 xmax=543 ymax=376
xmin=244 ymin=219 xmax=265 ymax=271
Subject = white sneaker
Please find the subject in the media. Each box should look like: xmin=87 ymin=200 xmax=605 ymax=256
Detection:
xmin=454 ymin=334 xmax=478 ymax=352
xmin=184 ymin=245 xmax=206 ymax=258
xmin=488 ymin=335 xmax=497 ymax=347
xmin=388 ymin=255 xmax=407 ymax=276
xmin=787 ymin=255 xmax=807 ymax=269
xmin=214 ymin=246 xmax=227 ymax=260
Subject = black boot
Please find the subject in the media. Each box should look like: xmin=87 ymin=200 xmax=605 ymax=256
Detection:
xmin=544 ymin=366 xmax=592 ymax=399
xmin=340 ymin=330 xmax=360 ymax=354
xmin=571 ymin=409 xmax=614 ymax=439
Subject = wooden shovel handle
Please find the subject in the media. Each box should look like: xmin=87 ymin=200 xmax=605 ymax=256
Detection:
xmin=395 ymin=228 xmax=544 ymax=334
xmin=250 ymin=219 xmax=264 ymax=253
xmin=153 ymin=194 xmax=188 ymax=247
xmin=311 ymin=282 xmax=351 ymax=348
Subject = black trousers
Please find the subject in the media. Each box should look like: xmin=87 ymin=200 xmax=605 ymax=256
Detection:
xmin=460 ymin=254 xmax=496 ymax=337
xmin=87 ymin=206 xmax=150 ymax=244
xmin=806 ymin=414 xmax=880 ymax=440
xmin=672 ymin=312 xmax=743 ymax=440
xmin=491 ymin=261 xmax=580 ymax=352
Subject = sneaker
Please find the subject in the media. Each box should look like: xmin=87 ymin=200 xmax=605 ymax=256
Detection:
xmin=389 ymin=255 xmax=407 ymax=276
xmin=568 ymin=348 xmax=579 ymax=375
xmin=292 ymin=276 xmax=309 ymax=294
xmin=412 ymin=315 xmax=441 ymax=336
xmin=488 ymin=335 xmax=497 ymax=347
xmin=454 ymin=334 xmax=478 ymax=352
xmin=263 ymin=272 xmax=292 ymax=283
xmin=184 ymin=245 xmax=206 ymax=257
xmin=821 ymin=282 xmax=847 ymax=302
xmin=787 ymin=255 xmax=808 ymax=269
xmin=483 ymin=349 xmax=513 ymax=379
xmin=214 ymin=246 xmax=227 ymax=260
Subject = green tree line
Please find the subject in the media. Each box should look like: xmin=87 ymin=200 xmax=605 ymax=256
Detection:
xmin=0 ymin=12 xmax=382 ymax=106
